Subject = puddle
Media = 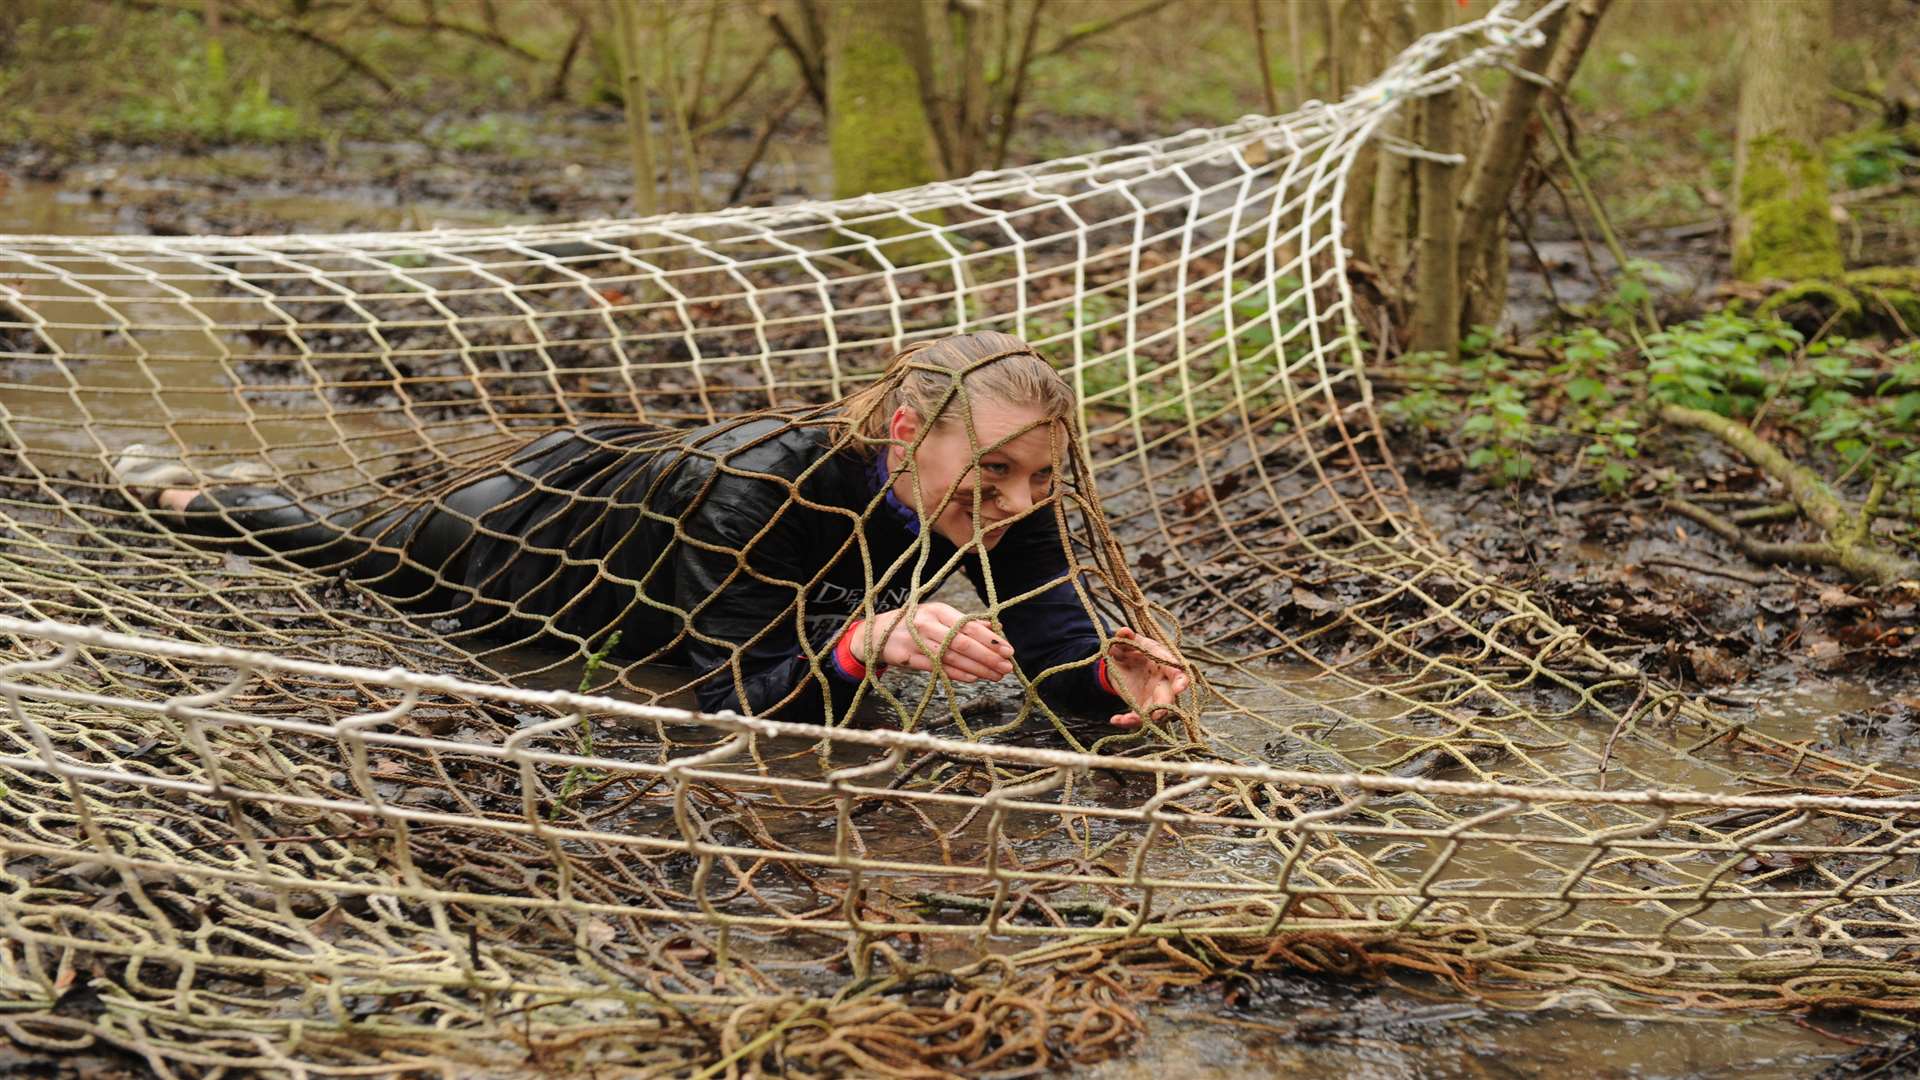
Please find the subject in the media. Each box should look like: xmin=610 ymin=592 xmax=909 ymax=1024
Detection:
xmin=1087 ymin=1004 xmax=1868 ymax=1079
xmin=1 ymin=164 xmax=1912 ymax=1078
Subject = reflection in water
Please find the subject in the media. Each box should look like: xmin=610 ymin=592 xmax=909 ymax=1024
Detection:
xmin=6 ymin=174 xmax=1914 ymax=1076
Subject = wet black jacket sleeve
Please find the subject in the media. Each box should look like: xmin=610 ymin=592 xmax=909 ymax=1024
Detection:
xmin=670 ymin=492 xmax=861 ymax=723
xmin=965 ymin=514 xmax=1120 ymax=718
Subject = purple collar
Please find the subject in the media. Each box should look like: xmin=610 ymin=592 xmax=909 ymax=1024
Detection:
xmin=868 ymin=453 xmax=921 ymax=535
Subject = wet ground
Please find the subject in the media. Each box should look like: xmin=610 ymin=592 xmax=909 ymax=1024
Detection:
xmin=3 ymin=149 xmax=1918 ymax=1077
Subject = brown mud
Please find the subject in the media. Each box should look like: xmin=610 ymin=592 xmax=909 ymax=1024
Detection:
xmin=4 ymin=145 xmax=1920 ymax=1077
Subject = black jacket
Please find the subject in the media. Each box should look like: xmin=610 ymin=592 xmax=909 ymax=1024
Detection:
xmin=438 ymin=416 xmax=1117 ymax=723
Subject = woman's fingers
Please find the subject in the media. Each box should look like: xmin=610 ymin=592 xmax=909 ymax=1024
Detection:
xmin=1104 ymin=626 xmax=1189 ymax=728
xmin=882 ymin=603 xmax=1009 ymax=683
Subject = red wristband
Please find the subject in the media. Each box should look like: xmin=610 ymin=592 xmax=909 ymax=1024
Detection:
xmin=833 ymin=620 xmax=870 ymax=681
xmin=1096 ymin=655 xmax=1116 ymax=696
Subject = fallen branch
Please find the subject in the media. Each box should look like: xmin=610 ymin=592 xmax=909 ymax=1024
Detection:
xmin=1640 ymin=555 xmax=1776 ymax=586
xmin=1660 ymin=403 xmax=1920 ymax=585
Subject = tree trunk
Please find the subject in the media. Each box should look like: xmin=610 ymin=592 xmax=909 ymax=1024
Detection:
xmin=1453 ymin=3 xmax=1562 ymax=331
xmin=1368 ymin=0 xmax=1416 ymax=293
xmin=1407 ymin=0 xmax=1459 ymax=357
xmin=1338 ymin=0 xmax=1385 ymax=265
xmin=1733 ymin=0 xmax=1842 ymax=281
xmin=827 ymin=0 xmax=942 ymax=198
xmin=609 ymin=0 xmax=659 ymax=216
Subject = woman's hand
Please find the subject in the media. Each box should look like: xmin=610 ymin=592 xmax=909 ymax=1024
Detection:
xmin=1104 ymin=627 xmax=1189 ymax=729
xmin=859 ymin=602 xmax=1015 ymax=683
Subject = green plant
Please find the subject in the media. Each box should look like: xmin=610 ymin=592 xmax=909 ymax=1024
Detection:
xmin=1582 ymin=417 xmax=1641 ymax=494
xmin=1644 ymin=312 xmax=1802 ymax=414
xmin=437 ymin=114 xmax=530 ymax=155
xmin=1549 ymin=326 xmax=1627 ymax=421
xmin=112 ymin=40 xmax=310 ymax=144
xmin=1829 ymin=128 xmax=1918 ymax=191
xmin=1462 ymin=380 xmax=1538 ymax=481
xmin=553 ymin=630 xmax=621 ymax=816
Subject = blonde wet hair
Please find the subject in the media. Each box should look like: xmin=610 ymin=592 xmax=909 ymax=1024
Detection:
xmin=840 ymin=332 xmax=1074 ymax=450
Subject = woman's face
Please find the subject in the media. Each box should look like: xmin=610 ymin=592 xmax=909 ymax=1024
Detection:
xmin=888 ymin=402 xmax=1061 ymax=549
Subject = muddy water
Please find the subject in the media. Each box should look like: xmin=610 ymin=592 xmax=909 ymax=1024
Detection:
xmin=1089 ymin=1007 xmax=1871 ymax=1079
xmin=0 ymin=174 xmax=1900 ymax=1075
xmin=491 ymin=647 xmax=1892 ymax=1075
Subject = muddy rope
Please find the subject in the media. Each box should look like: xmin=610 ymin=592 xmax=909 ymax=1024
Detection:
xmin=2 ymin=2 xmax=1919 ymax=1075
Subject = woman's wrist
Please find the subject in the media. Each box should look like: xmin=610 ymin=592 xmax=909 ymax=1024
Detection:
xmin=832 ymin=619 xmax=884 ymax=681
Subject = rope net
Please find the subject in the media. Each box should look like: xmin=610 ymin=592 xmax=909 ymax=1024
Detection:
xmin=2 ymin=3 xmax=1918 ymax=1073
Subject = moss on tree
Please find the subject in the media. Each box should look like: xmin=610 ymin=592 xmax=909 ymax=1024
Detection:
xmin=1733 ymin=135 xmax=1843 ymax=281
xmin=826 ymin=1 xmax=946 ymax=263
xmin=828 ymin=6 xmax=940 ymax=199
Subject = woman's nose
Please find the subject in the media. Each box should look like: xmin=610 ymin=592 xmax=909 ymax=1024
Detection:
xmin=999 ymin=482 xmax=1034 ymax=514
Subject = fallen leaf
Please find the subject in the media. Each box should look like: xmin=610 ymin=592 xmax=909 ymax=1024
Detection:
xmin=582 ymin=917 xmax=617 ymax=949
xmin=1817 ymin=586 xmax=1873 ymax=612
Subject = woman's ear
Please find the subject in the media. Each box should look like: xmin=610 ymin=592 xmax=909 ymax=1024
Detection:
xmin=889 ymin=406 xmax=921 ymax=447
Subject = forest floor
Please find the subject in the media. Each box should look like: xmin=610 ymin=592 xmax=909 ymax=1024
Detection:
xmin=3 ymin=6 xmax=1920 ymax=1073
xmin=4 ymin=115 xmax=1920 ymax=709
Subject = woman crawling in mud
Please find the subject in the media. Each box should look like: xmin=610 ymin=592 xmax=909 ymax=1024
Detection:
xmin=112 ymin=332 xmax=1190 ymax=730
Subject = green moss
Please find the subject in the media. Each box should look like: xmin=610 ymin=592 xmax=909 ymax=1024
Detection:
xmin=1755 ymin=279 xmax=1860 ymax=321
xmin=1754 ymin=269 xmax=1920 ymax=334
xmin=1734 ymin=135 xmax=1843 ymax=281
xmin=828 ymin=33 xmax=938 ymax=199
xmin=1859 ymin=286 xmax=1920 ymax=331
xmin=1843 ymin=267 xmax=1920 ymax=291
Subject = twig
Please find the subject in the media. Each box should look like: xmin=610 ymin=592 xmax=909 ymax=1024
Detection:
xmin=1536 ymin=100 xmax=1657 ymax=341
xmin=654 ymin=0 xmax=704 ymax=211
xmin=365 ymin=0 xmax=544 ymax=62
xmin=1728 ymin=503 xmax=1801 ymax=525
xmin=1507 ymin=204 xmax=1569 ymax=320
xmin=1249 ymin=0 xmax=1280 ymax=117
xmin=109 ymin=0 xmax=397 ymax=93
xmin=1661 ymin=404 xmax=1920 ymax=584
xmin=691 ymin=42 xmax=776 ymax=134
xmin=765 ymin=4 xmax=827 ymax=109
xmin=544 ymin=11 xmax=589 ymax=103
xmin=727 ymin=83 xmax=809 ymax=204
xmin=1639 ymin=555 xmax=1775 ymax=586
xmin=991 ymin=0 xmax=1049 ymax=169
xmin=1750 ymin=305 xmax=1846 ymax=430
xmin=1026 ymin=0 xmax=1178 ymax=63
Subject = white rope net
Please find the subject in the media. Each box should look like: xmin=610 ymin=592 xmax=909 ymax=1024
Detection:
xmin=2 ymin=3 xmax=1919 ymax=1074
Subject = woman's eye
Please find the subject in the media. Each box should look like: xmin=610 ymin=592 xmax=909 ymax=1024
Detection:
xmin=981 ymin=462 xmax=1009 ymax=476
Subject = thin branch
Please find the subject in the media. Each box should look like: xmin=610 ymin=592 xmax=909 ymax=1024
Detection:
xmin=765 ymin=2 xmax=827 ymax=108
xmin=1665 ymin=498 xmax=1843 ymax=572
xmin=690 ymin=0 xmax=722 ymax=110
xmin=991 ymin=0 xmax=1047 ymax=168
xmin=1249 ymin=0 xmax=1279 ymax=116
xmin=691 ymin=41 xmax=775 ymax=132
xmin=109 ymin=0 xmax=398 ymax=94
xmin=365 ymin=0 xmax=545 ymax=62
xmin=1537 ymin=100 xmax=1657 ymax=341
xmin=545 ymin=8 xmax=589 ymax=103
xmin=727 ymin=82 xmax=808 ymax=203
xmin=654 ymin=0 xmax=704 ymax=211
xmin=1026 ymin=0 xmax=1177 ymax=64
xmin=1661 ymin=404 xmax=1920 ymax=585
